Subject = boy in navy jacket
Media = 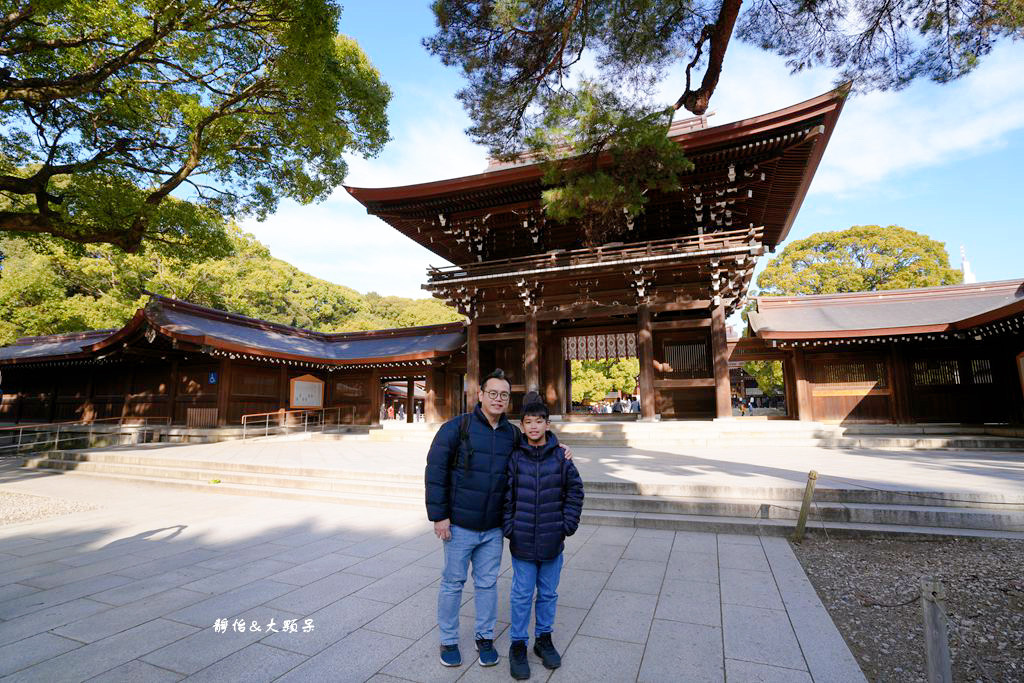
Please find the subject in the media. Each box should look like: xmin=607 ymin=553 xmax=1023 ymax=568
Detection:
xmin=502 ymin=401 xmax=584 ymax=680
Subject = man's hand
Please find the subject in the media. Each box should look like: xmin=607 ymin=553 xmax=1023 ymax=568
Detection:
xmin=562 ymin=444 xmax=574 ymax=460
xmin=434 ymin=518 xmax=452 ymax=541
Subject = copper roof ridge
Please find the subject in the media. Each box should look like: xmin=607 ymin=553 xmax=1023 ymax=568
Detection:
xmin=322 ymin=321 xmax=465 ymax=341
xmin=756 ymin=278 xmax=1024 ymax=308
xmin=143 ymin=293 xmax=464 ymax=343
xmin=12 ymin=329 xmax=117 ymax=345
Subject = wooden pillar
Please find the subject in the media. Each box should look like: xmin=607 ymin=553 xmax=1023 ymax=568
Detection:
xmin=791 ymin=350 xmax=813 ymax=421
xmin=524 ymin=312 xmax=540 ymax=393
xmin=166 ymin=360 xmax=179 ymax=425
xmin=83 ymin=367 xmax=96 ymax=423
xmin=14 ymin=380 xmax=23 ymax=425
xmin=542 ymin=333 xmax=561 ymax=410
xmin=216 ymin=358 xmax=232 ymax=426
xmin=711 ymin=305 xmax=732 ymax=419
xmin=559 ymin=358 xmax=569 ymax=415
xmin=888 ymin=344 xmax=912 ymax=424
xmin=278 ymin=366 xmax=289 ymax=410
xmin=783 ymin=353 xmax=797 ymax=419
xmin=425 ymin=370 xmax=439 ymax=424
xmin=637 ymin=304 xmax=656 ymax=420
xmin=369 ymin=369 xmax=381 ymax=425
xmin=466 ymin=319 xmax=480 ymax=411
xmin=120 ymin=368 xmax=133 ymax=421
xmin=406 ymin=378 xmax=415 ymax=423
xmin=49 ymin=372 xmax=60 ymax=423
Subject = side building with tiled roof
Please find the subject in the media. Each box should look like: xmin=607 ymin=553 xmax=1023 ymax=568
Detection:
xmin=733 ymin=279 xmax=1024 ymax=424
xmin=0 ymin=295 xmax=467 ymax=426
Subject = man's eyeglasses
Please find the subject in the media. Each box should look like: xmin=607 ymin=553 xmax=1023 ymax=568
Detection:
xmin=483 ymin=390 xmax=510 ymax=401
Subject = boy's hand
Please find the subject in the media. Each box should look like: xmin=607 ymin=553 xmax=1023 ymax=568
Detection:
xmin=434 ymin=518 xmax=452 ymax=541
xmin=562 ymin=444 xmax=574 ymax=460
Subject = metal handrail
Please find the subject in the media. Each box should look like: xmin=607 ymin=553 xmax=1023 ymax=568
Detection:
xmin=0 ymin=416 xmax=171 ymax=432
xmin=0 ymin=416 xmax=171 ymax=456
xmin=240 ymin=407 xmax=342 ymax=440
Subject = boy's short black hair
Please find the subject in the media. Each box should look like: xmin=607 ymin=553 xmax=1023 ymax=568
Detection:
xmin=521 ymin=401 xmax=549 ymax=421
xmin=481 ymin=368 xmax=510 ymax=388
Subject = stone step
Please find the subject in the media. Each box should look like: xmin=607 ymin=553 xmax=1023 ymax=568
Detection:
xmin=27 ymin=450 xmax=1024 ymax=508
xmin=579 ymin=509 xmax=1024 ymax=540
xmin=23 ymin=458 xmax=426 ymax=498
xmin=28 ymin=450 xmax=425 ymax=482
xmin=23 ymin=460 xmax=1024 ymax=539
xmin=585 ymin=493 xmax=1024 ymax=530
xmin=20 ymin=467 xmax=425 ymax=510
xmin=25 ymin=456 xmax=1024 ymax=531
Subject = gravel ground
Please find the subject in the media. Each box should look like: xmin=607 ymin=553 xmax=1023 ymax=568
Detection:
xmin=0 ymin=490 xmax=100 ymax=526
xmin=793 ymin=537 xmax=1024 ymax=683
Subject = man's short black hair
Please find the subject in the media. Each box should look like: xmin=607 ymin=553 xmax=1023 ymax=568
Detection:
xmin=481 ymin=368 xmax=510 ymax=388
xmin=521 ymin=401 xmax=549 ymax=421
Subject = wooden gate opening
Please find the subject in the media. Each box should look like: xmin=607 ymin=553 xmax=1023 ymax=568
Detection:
xmin=562 ymin=332 xmax=639 ymax=415
xmin=730 ymin=360 xmax=789 ymax=417
xmin=380 ymin=377 xmax=426 ymax=423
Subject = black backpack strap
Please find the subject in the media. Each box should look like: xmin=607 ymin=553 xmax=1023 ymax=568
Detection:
xmin=559 ymin=448 xmax=568 ymax=501
xmin=458 ymin=412 xmax=473 ymax=472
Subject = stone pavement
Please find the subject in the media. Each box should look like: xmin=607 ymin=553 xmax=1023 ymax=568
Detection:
xmin=0 ymin=464 xmax=865 ymax=682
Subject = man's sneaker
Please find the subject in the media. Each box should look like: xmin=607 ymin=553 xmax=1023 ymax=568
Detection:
xmin=509 ymin=640 xmax=531 ymax=680
xmin=439 ymin=643 xmax=462 ymax=667
xmin=476 ymin=638 xmax=498 ymax=666
xmin=533 ymin=632 xmax=562 ymax=669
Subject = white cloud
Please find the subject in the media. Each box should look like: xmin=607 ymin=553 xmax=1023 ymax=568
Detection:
xmin=813 ymin=44 xmax=1024 ymax=195
xmin=665 ymin=41 xmax=1024 ymax=197
xmin=242 ymin=96 xmax=488 ymax=299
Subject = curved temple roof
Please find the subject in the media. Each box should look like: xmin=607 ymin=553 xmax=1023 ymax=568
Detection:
xmin=0 ymin=295 xmax=466 ymax=367
xmin=346 ymin=86 xmax=848 ymax=263
xmin=749 ymin=279 xmax=1024 ymax=340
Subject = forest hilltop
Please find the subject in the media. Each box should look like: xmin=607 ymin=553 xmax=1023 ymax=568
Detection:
xmin=0 ymin=228 xmax=462 ymax=346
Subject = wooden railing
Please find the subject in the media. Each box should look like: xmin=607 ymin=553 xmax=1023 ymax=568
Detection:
xmin=426 ymin=227 xmax=763 ymax=283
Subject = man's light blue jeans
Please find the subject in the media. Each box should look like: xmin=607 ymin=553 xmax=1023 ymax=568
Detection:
xmin=438 ymin=524 xmax=503 ymax=645
xmin=509 ymin=553 xmax=563 ymax=642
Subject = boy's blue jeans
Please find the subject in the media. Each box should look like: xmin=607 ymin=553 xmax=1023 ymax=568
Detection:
xmin=509 ymin=553 xmax=564 ymax=642
xmin=438 ymin=524 xmax=503 ymax=645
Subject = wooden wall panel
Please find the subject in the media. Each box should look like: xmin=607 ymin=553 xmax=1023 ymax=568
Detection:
xmin=651 ymin=328 xmax=715 ymax=418
xmin=807 ymin=354 xmax=892 ymax=423
xmin=656 ymin=388 xmax=715 ymax=418
xmin=905 ymin=348 xmax=1011 ymax=423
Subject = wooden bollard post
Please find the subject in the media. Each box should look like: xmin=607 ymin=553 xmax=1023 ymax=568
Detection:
xmin=920 ymin=577 xmax=953 ymax=683
xmin=791 ymin=470 xmax=818 ymax=543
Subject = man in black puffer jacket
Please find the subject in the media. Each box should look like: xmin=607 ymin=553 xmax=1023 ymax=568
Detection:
xmin=424 ymin=369 xmax=521 ymax=669
xmin=502 ymin=400 xmax=584 ymax=680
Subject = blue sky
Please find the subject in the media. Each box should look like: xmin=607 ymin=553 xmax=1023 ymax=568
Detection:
xmin=242 ymin=3 xmax=1024 ymax=301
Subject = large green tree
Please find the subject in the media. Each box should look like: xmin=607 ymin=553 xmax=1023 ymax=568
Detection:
xmin=0 ymin=0 xmax=390 ymax=258
xmin=755 ymin=225 xmax=963 ymax=296
xmin=0 ymin=231 xmax=461 ymax=344
xmin=425 ymin=0 xmax=1021 ymax=241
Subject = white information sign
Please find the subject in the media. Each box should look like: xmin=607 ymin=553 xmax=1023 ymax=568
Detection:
xmin=290 ymin=376 xmax=324 ymax=409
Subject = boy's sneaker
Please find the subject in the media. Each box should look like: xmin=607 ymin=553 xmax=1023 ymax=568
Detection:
xmin=509 ymin=640 xmax=531 ymax=680
xmin=439 ymin=643 xmax=462 ymax=667
xmin=533 ymin=632 xmax=562 ymax=669
xmin=476 ymin=638 xmax=498 ymax=666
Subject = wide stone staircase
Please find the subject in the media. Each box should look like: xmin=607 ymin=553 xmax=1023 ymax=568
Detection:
xmin=21 ymin=445 xmax=1024 ymax=539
